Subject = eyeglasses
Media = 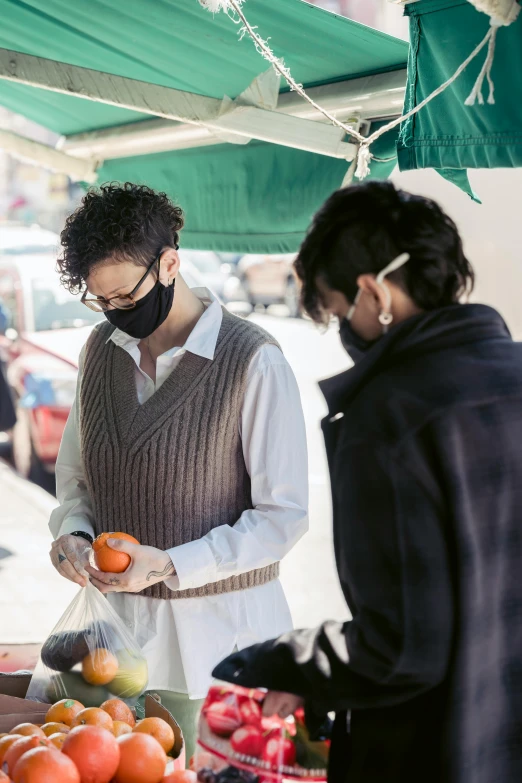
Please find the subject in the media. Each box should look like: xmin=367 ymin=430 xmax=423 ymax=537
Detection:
xmin=81 ymin=252 xmax=162 ymax=313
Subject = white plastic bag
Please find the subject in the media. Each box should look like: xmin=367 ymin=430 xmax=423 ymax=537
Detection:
xmin=27 ymin=582 xmax=148 ymax=707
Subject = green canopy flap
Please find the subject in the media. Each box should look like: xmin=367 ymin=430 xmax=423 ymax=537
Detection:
xmin=398 ymin=0 xmax=522 ymax=175
xmin=0 ymin=0 xmax=408 ymax=251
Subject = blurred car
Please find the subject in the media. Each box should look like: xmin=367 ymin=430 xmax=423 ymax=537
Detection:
xmin=0 ymin=226 xmax=209 ymax=482
xmin=238 ymin=254 xmax=300 ymax=317
xmin=178 ymin=249 xmax=251 ymax=315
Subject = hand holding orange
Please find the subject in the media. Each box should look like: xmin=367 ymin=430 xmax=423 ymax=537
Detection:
xmin=93 ymin=533 xmax=140 ymax=573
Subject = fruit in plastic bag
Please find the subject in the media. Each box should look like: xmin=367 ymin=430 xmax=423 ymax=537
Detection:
xmin=46 ymin=673 xmax=110 ymax=708
xmin=82 ymin=648 xmax=119 ymax=686
xmin=108 ymin=650 xmax=148 ymax=699
xmin=40 ymin=621 xmax=116 ymax=673
xmin=27 ymin=582 xmax=149 ymax=708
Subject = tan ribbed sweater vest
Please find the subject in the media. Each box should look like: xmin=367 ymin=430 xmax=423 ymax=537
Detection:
xmin=80 ymin=308 xmax=280 ymax=599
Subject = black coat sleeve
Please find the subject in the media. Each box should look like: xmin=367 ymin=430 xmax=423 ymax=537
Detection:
xmin=213 ymin=439 xmax=454 ymax=714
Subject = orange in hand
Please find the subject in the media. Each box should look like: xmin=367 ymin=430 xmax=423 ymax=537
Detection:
xmin=71 ymin=707 xmax=114 ymax=732
xmin=93 ymin=532 xmax=140 ymax=573
xmin=82 ymin=648 xmax=119 ymax=685
xmin=133 ymin=717 xmax=175 ymax=754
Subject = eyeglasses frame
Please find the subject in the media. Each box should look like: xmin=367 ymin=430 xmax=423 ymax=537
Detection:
xmin=81 ymin=249 xmax=167 ymax=312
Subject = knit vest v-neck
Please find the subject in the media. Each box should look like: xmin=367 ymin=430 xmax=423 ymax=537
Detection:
xmin=79 ymin=308 xmax=280 ymax=599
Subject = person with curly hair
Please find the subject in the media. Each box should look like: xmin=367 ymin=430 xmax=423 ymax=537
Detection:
xmin=214 ymin=181 xmax=522 ymax=783
xmin=48 ymin=183 xmax=308 ymax=759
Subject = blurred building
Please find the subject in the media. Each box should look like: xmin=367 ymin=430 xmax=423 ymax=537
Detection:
xmin=0 ymin=107 xmax=81 ymax=233
xmin=308 ymin=0 xmax=409 ymax=39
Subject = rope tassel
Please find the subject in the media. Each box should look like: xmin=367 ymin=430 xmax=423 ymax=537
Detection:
xmin=464 ymin=22 xmax=499 ymax=105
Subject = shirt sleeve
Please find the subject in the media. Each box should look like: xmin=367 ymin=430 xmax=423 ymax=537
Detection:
xmin=49 ymin=345 xmax=95 ymax=541
xmin=165 ymin=343 xmax=309 ymax=591
xmin=212 ymin=438 xmax=454 ymax=712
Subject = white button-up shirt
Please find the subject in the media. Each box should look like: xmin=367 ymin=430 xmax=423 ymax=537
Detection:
xmin=50 ymin=289 xmax=308 ymax=698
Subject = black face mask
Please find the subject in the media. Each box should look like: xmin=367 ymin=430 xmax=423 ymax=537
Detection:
xmin=339 ymin=317 xmax=376 ymax=364
xmin=105 ymin=278 xmax=175 ymax=339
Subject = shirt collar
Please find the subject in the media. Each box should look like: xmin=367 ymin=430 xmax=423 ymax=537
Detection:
xmin=106 ymin=287 xmax=223 ymax=361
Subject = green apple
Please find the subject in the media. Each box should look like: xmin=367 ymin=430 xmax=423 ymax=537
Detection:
xmin=108 ymin=649 xmax=148 ymax=699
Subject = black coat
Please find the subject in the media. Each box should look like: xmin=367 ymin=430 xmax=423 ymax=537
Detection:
xmin=214 ymin=304 xmax=522 ymax=783
xmin=0 ymin=360 xmax=15 ymax=433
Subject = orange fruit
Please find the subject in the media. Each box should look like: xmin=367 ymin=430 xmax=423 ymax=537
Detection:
xmin=0 ymin=736 xmax=22 ymax=767
xmin=162 ymin=773 xmax=197 ymax=783
xmin=45 ymin=699 xmax=85 ymax=726
xmin=93 ymin=533 xmax=140 ymax=573
xmin=82 ymin=648 xmax=119 ymax=686
xmin=100 ymin=699 xmax=135 ymax=727
xmin=8 ymin=726 xmax=45 ymax=740
xmin=113 ymin=722 xmax=132 ymax=738
xmin=12 ymin=746 xmax=80 ymax=783
xmin=133 ymin=717 xmax=174 ymax=754
xmin=41 ymin=723 xmax=70 ymax=737
xmin=4 ymin=736 xmax=51 ymax=776
xmin=0 ymin=770 xmax=11 ymax=781
xmin=114 ymin=733 xmax=167 ymax=783
xmin=48 ymin=732 xmax=67 ymax=750
xmin=71 ymin=708 xmax=114 ymax=732
xmin=63 ymin=725 xmax=120 ymax=783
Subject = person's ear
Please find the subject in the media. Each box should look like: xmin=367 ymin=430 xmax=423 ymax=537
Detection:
xmin=159 ymin=247 xmax=180 ymax=285
xmin=356 ymin=274 xmax=388 ymax=314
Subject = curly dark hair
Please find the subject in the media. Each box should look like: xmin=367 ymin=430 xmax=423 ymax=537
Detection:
xmin=58 ymin=182 xmax=184 ymax=293
xmin=295 ymin=180 xmax=475 ymax=324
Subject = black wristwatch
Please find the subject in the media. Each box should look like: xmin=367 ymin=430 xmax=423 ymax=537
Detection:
xmin=70 ymin=530 xmax=94 ymax=545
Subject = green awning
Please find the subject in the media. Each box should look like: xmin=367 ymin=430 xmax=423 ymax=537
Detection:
xmin=0 ymin=0 xmax=408 ymax=252
xmin=398 ymin=0 xmax=522 ymax=176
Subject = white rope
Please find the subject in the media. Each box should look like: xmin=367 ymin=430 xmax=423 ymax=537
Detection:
xmin=198 ymin=0 xmax=503 ymax=178
xmin=464 ymin=22 xmax=499 ymax=105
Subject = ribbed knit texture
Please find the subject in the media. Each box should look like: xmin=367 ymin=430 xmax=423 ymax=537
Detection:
xmin=80 ymin=309 xmax=281 ymax=599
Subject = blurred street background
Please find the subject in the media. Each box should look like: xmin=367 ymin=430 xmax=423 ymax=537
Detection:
xmin=0 ymin=0 xmax=521 ymax=669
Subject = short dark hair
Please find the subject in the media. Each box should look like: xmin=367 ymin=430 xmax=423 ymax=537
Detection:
xmin=58 ymin=182 xmax=184 ymax=294
xmin=295 ymin=180 xmax=475 ymax=323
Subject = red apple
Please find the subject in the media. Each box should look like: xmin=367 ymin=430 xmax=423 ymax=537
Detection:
xmin=206 ymin=701 xmax=242 ymax=737
xmin=230 ymin=725 xmax=264 ymax=757
xmin=239 ymin=700 xmax=262 ymax=727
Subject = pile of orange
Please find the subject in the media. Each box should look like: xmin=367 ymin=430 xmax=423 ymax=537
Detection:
xmin=0 ymin=697 xmax=194 ymax=783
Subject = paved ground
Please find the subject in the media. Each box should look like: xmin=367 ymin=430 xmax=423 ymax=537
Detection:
xmin=0 ymin=313 xmax=351 ymax=658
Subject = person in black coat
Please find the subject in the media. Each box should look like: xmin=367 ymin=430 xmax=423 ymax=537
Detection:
xmin=213 ymin=181 xmax=522 ymax=783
